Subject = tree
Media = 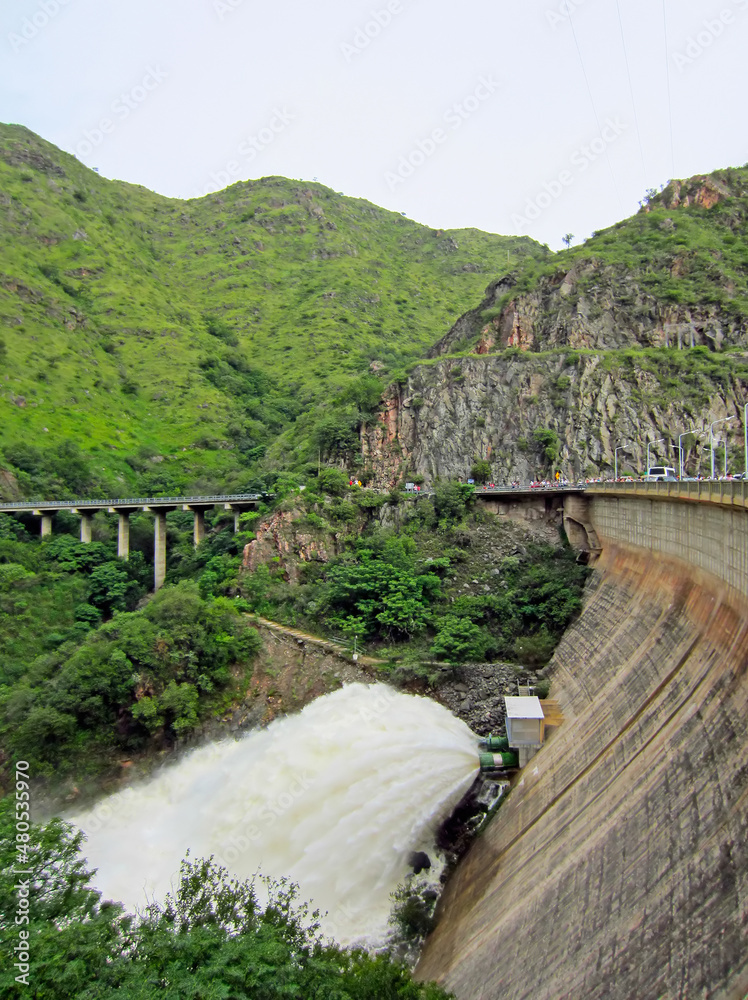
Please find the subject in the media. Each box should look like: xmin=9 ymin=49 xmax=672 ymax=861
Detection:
xmin=430 ymin=615 xmax=495 ymax=663
xmin=470 ymin=459 xmax=492 ymax=483
xmin=0 ymin=802 xmax=455 ymax=999
xmin=562 ymin=233 xmax=574 ymax=249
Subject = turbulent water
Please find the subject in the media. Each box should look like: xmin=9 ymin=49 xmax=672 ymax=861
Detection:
xmin=70 ymin=683 xmax=479 ymax=947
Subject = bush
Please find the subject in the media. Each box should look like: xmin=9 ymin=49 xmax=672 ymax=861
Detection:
xmin=0 ymin=805 xmax=455 ymax=1000
xmin=430 ymin=615 xmax=495 ymax=663
xmin=470 ymin=459 xmax=492 ymax=483
xmin=513 ymin=631 xmax=557 ymax=666
xmin=431 ymin=481 xmax=473 ymax=527
xmin=318 ymin=467 xmax=349 ymax=497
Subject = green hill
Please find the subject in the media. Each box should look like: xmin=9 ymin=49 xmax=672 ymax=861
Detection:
xmin=0 ymin=124 xmax=545 ymax=499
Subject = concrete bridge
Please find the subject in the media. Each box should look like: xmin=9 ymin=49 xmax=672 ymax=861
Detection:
xmin=417 ymin=479 xmax=748 ymax=1000
xmin=0 ymin=494 xmax=262 ymax=589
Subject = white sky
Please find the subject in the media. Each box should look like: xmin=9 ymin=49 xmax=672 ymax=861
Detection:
xmin=2 ymin=0 xmax=747 ymax=249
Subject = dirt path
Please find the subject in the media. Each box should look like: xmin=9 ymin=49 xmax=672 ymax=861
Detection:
xmin=247 ymin=615 xmax=386 ymax=666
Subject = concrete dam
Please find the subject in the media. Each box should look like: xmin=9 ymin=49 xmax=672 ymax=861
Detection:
xmin=417 ymin=482 xmax=748 ymax=1000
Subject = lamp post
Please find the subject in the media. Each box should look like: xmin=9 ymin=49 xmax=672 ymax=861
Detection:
xmin=614 ymin=446 xmax=625 ymax=479
xmin=677 ymin=428 xmax=700 ymax=479
xmin=646 ymin=438 xmax=665 ymax=476
xmin=710 ymin=417 xmax=736 ymax=479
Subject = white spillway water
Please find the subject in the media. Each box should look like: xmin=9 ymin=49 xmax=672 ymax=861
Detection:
xmin=69 ymin=683 xmax=479 ymax=947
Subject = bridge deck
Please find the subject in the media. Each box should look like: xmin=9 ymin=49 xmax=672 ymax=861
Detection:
xmin=0 ymin=493 xmax=263 ymax=514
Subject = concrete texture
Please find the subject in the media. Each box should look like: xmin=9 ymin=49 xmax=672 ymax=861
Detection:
xmin=117 ymin=512 xmax=130 ymax=560
xmin=416 ymin=499 xmax=748 ymax=1000
xmin=153 ymin=511 xmax=167 ymax=591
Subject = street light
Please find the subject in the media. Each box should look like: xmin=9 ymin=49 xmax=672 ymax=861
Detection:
xmin=710 ymin=417 xmax=735 ymax=479
xmin=614 ymin=446 xmax=625 ymax=479
xmin=646 ymin=438 xmax=665 ymax=475
xmin=677 ymin=427 xmax=701 ymax=479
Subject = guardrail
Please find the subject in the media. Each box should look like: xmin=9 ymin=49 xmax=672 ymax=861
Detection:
xmin=0 ymin=493 xmax=264 ymax=512
xmin=587 ymin=480 xmax=748 ymax=509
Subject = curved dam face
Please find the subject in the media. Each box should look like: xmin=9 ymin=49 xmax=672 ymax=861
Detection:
xmin=417 ymin=492 xmax=748 ymax=1000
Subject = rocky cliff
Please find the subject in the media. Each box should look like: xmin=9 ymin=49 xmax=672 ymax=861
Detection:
xmin=429 ymin=171 xmax=748 ymax=359
xmin=362 ymin=168 xmax=748 ymax=487
xmin=361 ymin=349 xmax=748 ymax=485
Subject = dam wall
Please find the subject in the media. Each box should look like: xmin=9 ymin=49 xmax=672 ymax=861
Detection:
xmin=416 ymin=493 xmax=748 ymax=1000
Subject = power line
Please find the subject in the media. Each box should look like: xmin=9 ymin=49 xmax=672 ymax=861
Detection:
xmin=567 ymin=7 xmax=624 ymax=215
xmin=614 ymin=0 xmax=648 ymax=186
xmin=661 ymin=0 xmax=676 ymax=179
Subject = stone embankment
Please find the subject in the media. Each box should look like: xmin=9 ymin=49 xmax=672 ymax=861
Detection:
xmin=416 ymin=500 xmax=748 ymax=999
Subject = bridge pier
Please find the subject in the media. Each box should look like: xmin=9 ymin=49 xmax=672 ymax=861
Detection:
xmin=80 ymin=513 xmax=93 ymax=544
xmin=183 ymin=503 xmax=212 ymax=549
xmin=145 ymin=505 xmax=177 ymax=590
xmin=194 ymin=510 xmax=205 ymax=546
xmin=3 ymin=493 xmax=263 ymax=592
xmin=33 ymin=511 xmax=53 ymax=537
xmin=154 ymin=512 xmax=167 ymax=590
xmin=117 ymin=513 xmax=130 ymax=560
xmin=224 ymin=501 xmax=255 ymax=533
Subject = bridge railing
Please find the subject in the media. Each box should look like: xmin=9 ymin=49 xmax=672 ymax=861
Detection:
xmin=0 ymin=493 xmax=264 ymax=512
xmin=587 ymin=480 xmax=748 ymax=508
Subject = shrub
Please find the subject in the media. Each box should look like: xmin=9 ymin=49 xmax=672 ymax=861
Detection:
xmin=430 ymin=615 xmax=495 ymax=663
xmin=470 ymin=459 xmax=492 ymax=483
xmin=317 ymin=467 xmax=349 ymax=497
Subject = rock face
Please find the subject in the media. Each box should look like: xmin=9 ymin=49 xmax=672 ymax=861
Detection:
xmin=242 ymin=508 xmax=343 ymax=584
xmin=428 ymin=260 xmax=748 ymax=359
xmin=416 ymin=506 xmax=748 ymax=1000
xmin=361 ymin=352 xmax=748 ymax=485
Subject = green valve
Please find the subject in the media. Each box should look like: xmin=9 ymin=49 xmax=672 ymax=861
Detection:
xmin=479 ymin=751 xmax=519 ymax=771
xmin=482 ymin=734 xmax=510 ymax=752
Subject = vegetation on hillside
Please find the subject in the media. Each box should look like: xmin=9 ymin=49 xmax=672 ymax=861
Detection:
xmin=238 ymin=477 xmax=588 ymax=675
xmin=0 ymin=123 xmax=544 ymax=496
xmin=0 ymin=509 xmax=259 ymax=784
xmin=0 ymin=799 xmax=453 ymax=998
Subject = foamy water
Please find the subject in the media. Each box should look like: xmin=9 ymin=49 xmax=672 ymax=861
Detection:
xmin=70 ymin=683 xmax=479 ymax=946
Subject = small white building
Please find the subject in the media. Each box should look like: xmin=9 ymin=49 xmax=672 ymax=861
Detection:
xmin=504 ymin=696 xmax=545 ymax=749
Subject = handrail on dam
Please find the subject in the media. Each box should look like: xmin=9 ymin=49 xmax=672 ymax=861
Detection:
xmin=587 ymin=479 xmax=748 ymax=510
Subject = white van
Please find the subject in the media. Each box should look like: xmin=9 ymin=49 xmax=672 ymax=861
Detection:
xmin=645 ymin=466 xmax=677 ymax=481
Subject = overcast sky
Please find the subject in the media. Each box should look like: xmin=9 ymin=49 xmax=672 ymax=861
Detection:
xmin=2 ymin=0 xmax=747 ymax=248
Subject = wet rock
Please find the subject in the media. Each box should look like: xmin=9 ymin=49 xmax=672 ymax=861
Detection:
xmin=408 ymin=850 xmax=432 ymax=874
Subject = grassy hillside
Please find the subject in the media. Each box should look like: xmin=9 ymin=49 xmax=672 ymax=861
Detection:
xmin=0 ymin=124 xmax=545 ymax=499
